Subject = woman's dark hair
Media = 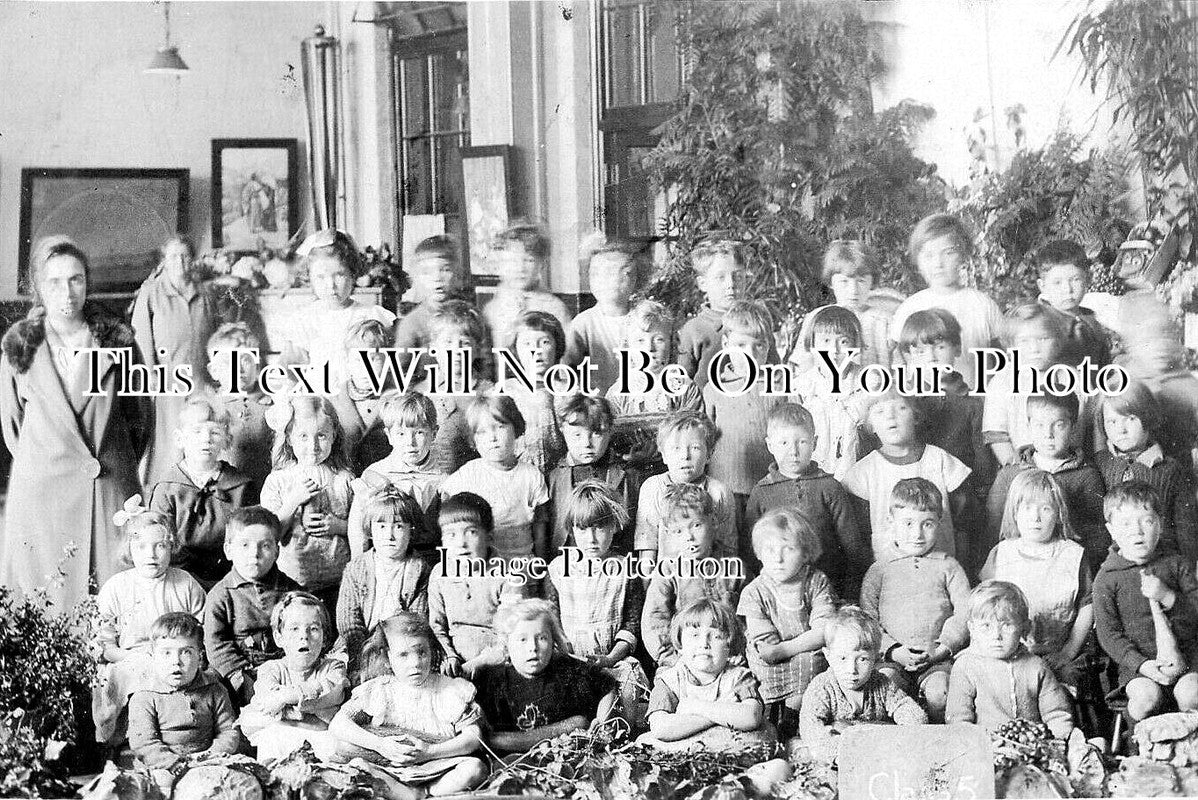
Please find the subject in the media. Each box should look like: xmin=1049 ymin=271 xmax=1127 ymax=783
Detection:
xmin=30 ymin=237 xmax=90 ymax=305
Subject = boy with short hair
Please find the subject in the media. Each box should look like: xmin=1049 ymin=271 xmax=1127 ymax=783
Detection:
xmin=822 ymin=240 xmax=892 ymax=366
xmin=860 ymin=478 xmax=971 ymax=721
xmin=128 ymin=612 xmax=243 ymax=769
xmin=745 ymin=403 xmax=867 ymax=599
xmin=634 ymin=412 xmax=737 ymax=569
xmin=348 ymin=390 xmax=447 ymax=559
xmin=984 ymin=393 xmax=1107 ymax=568
xmin=799 ymin=607 xmax=927 ymax=764
xmin=547 ymin=394 xmax=639 ymax=557
xmin=701 ymin=301 xmax=785 ymax=559
xmin=1094 ymin=481 xmax=1198 ymax=721
xmin=1035 ymin=239 xmax=1112 ymax=367
xmin=203 ymin=506 xmax=299 ymax=706
xmin=395 ymin=234 xmax=466 ymax=364
xmin=946 ymin=581 xmax=1074 ymax=739
xmin=678 ymin=240 xmax=741 ymax=388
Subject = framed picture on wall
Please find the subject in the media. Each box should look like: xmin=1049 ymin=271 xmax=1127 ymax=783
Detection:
xmin=460 ymin=145 xmax=515 ymax=282
xmin=211 ymin=138 xmax=299 ymax=251
xmin=18 ymin=167 xmax=189 ymax=295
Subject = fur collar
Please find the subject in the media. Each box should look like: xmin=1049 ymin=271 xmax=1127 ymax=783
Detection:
xmin=2 ymin=304 xmax=136 ymax=374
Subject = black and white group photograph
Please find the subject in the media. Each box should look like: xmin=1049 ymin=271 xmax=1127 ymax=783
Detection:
xmin=3 ymin=1 xmax=1198 ymax=797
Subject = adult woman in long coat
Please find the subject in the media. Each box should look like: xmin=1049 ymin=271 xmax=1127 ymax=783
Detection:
xmin=0 ymin=238 xmax=151 ymax=610
xmin=131 ymin=235 xmax=216 ymax=486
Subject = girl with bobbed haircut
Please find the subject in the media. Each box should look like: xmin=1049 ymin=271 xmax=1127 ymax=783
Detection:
xmin=750 ymin=507 xmax=825 ymax=565
xmin=493 ymin=598 xmax=569 ymax=650
xmin=669 ymin=598 xmax=745 ymax=657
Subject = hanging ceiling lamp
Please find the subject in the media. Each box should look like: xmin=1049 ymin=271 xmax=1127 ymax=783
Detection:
xmin=145 ymin=1 xmax=189 ymax=75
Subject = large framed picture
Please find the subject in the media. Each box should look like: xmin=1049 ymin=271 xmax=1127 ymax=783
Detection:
xmin=18 ymin=167 xmax=190 ymax=295
xmin=211 ymin=138 xmax=299 ymax=251
xmin=460 ymin=144 xmax=515 ymax=282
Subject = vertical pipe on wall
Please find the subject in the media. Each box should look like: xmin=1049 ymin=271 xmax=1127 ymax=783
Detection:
xmin=530 ymin=3 xmax=548 ymax=221
xmin=427 ymin=54 xmax=440 ymax=213
xmin=301 ymin=24 xmax=343 ymax=231
xmin=590 ymin=0 xmax=606 ymax=230
xmin=388 ymin=27 xmax=403 ymax=248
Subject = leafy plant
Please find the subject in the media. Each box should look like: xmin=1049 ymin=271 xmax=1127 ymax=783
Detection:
xmin=642 ymin=0 xmax=946 ymax=329
xmin=1063 ymin=0 xmax=1198 ymax=261
xmin=0 ymin=586 xmax=97 ymax=796
xmin=481 ymin=724 xmax=790 ymax=799
xmin=950 ymin=128 xmax=1135 ymax=310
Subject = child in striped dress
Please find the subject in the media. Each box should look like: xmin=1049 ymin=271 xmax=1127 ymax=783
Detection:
xmin=545 ymin=481 xmax=649 ymax=730
xmin=738 ymin=508 xmax=836 ymax=739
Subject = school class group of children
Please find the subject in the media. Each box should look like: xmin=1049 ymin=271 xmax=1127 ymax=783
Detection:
xmin=87 ymin=210 xmax=1198 ymax=794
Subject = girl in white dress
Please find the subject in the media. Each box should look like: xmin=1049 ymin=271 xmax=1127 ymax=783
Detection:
xmin=92 ymin=498 xmax=206 ymax=744
xmin=329 ymin=612 xmax=488 ymax=796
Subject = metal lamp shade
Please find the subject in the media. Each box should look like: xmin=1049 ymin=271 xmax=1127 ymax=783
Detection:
xmin=145 ymin=46 xmax=189 ymax=74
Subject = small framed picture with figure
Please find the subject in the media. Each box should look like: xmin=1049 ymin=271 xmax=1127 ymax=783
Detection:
xmin=211 ymin=138 xmax=300 ymax=251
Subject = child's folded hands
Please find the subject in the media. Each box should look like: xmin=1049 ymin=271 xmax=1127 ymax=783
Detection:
xmin=1139 ymin=659 xmax=1179 ymax=687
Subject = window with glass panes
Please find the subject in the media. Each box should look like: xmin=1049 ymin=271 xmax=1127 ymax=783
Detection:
xmin=596 ymin=0 xmax=682 ymax=239
xmin=391 ymin=29 xmax=469 ymax=217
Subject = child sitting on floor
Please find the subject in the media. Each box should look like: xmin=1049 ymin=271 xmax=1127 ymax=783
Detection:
xmin=798 ymin=606 xmax=927 ymax=765
xmin=330 ymin=612 xmax=488 ymax=796
xmin=93 ymin=502 xmax=206 ymax=746
xmin=641 ymin=599 xmax=783 ymax=755
xmin=128 ymin=613 xmax=243 ymax=770
xmin=946 ymin=581 xmax=1074 ymax=740
xmin=475 ymin=599 xmax=619 ymax=755
xmin=860 ymin=478 xmax=970 ymax=722
xmin=239 ymin=591 xmax=348 ymax=761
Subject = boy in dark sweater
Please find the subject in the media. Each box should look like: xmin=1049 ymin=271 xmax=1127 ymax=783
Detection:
xmin=1094 ymin=481 xmax=1198 ymax=722
xmin=1095 ymin=381 xmax=1198 ymax=564
xmin=203 ymin=506 xmax=299 ymax=706
xmin=986 ymin=393 xmax=1106 ymax=569
xmin=745 ymin=403 xmax=867 ymax=600
xmin=128 ymin=613 xmax=243 ymax=770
